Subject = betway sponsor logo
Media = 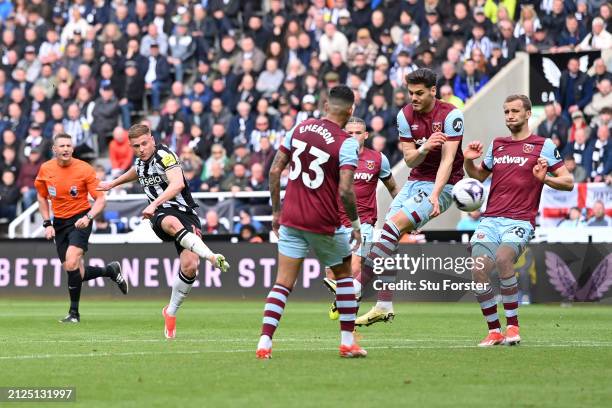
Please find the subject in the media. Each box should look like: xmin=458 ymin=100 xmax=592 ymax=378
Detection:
xmin=493 ymin=155 xmax=529 ymax=166
xmin=354 ymin=172 xmax=374 ymax=182
xmin=299 ymin=123 xmax=335 ymax=144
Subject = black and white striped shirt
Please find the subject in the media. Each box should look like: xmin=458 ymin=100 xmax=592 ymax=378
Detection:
xmin=135 ymin=144 xmax=198 ymax=214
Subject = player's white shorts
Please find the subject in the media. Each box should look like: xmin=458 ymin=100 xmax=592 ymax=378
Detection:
xmin=278 ymin=225 xmax=351 ymax=267
xmin=470 ymin=216 xmax=534 ymax=261
xmin=387 ymin=180 xmax=454 ymax=229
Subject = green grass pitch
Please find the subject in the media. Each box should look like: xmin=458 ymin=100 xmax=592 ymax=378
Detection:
xmin=1 ymin=300 xmax=611 ymax=408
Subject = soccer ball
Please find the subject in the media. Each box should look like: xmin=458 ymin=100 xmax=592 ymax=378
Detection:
xmin=452 ymin=178 xmax=485 ymax=211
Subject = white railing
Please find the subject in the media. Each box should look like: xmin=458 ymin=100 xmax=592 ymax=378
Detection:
xmin=8 ymin=191 xmax=280 ymax=239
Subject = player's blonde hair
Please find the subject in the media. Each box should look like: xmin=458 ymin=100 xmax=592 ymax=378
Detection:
xmin=128 ymin=124 xmax=151 ymax=139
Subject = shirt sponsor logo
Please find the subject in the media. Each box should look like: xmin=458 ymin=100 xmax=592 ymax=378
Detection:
xmin=139 ymin=175 xmax=164 ymax=187
xmin=161 ymin=154 xmax=177 ymax=167
xmin=523 ymin=143 xmax=535 ymax=153
xmin=354 ymin=172 xmax=374 ymax=182
xmin=493 ymin=155 xmax=529 ymax=166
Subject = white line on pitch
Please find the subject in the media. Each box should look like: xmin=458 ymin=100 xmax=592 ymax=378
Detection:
xmin=1 ymin=343 xmax=611 ymax=361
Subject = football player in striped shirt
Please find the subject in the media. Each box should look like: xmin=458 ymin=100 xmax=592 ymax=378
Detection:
xmin=98 ymin=124 xmax=229 ymax=339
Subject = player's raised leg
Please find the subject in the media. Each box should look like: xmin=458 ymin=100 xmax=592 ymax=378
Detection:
xmin=162 ymin=215 xmax=229 ymax=272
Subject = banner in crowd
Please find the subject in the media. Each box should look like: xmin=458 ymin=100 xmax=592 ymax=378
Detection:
xmin=0 ymin=242 xmax=610 ymax=304
xmin=529 ymin=51 xmax=601 ymax=106
xmin=539 ymin=182 xmax=612 ymax=227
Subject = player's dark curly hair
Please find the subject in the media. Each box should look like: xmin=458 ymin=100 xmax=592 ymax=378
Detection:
xmin=328 ymin=85 xmax=355 ymax=105
xmin=406 ymin=68 xmax=437 ymax=88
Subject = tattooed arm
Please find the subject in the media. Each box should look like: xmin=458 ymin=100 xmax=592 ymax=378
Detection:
xmin=269 ymin=149 xmax=290 ymax=237
xmin=339 ymin=167 xmax=362 ymax=250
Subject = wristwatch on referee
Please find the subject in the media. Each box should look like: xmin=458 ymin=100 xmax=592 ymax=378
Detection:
xmin=86 ymin=213 xmax=94 ymax=221
xmin=43 ymin=220 xmax=52 ymax=228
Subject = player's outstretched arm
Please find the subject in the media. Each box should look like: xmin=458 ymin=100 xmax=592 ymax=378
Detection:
xmin=533 ymin=158 xmax=574 ymax=191
xmin=268 ymin=150 xmax=290 ymax=236
xmin=97 ymin=167 xmax=138 ymax=191
xmin=142 ymin=167 xmax=185 ymax=218
xmin=429 ymin=139 xmax=460 ymax=217
xmin=463 ymin=141 xmax=492 ymax=182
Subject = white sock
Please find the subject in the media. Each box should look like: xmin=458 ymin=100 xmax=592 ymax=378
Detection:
xmin=341 ymin=331 xmax=354 ymax=347
xmin=167 ymin=271 xmax=195 ymax=316
xmin=257 ymin=335 xmax=272 ymax=350
xmin=375 ymin=301 xmax=393 ymax=311
xmin=176 ymin=230 xmax=213 ymax=260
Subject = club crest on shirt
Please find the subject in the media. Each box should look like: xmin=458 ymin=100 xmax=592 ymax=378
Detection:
xmin=48 ymin=186 xmax=57 ymax=197
xmin=523 ymin=143 xmax=535 ymax=153
xmin=366 ymin=160 xmax=375 ymax=170
xmin=432 ymin=122 xmax=443 ymax=133
xmin=69 ymin=186 xmax=78 ymax=197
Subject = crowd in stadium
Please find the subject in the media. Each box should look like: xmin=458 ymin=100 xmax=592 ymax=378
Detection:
xmin=0 ymin=0 xmax=611 ymax=232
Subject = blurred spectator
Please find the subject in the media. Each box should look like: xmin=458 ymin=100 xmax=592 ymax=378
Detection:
xmin=457 ymin=210 xmax=481 ymax=231
xmin=0 ymin=169 xmax=18 ymax=221
xmin=239 ymin=224 xmax=263 ymax=243
xmin=228 ymin=101 xmax=255 ymax=147
xmin=348 ymin=28 xmax=379 ymax=67
xmin=563 ymin=126 xmax=591 ymax=167
xmin=568 ymin=110 xmax=590 ymax=144
xmin=233 ymin=208 xmax=263 ymax=234
xmin=0 ymin=146 xmax=18 ymax=175
xmin=168 ymin=22 xmax=195 ymax=83
xmin=538 ymin=102 xmax=570 ymax=151
xmin=144 ymin=42 xmax=171 ymax=112
xmin=587 ymin=200 xmax=611 ymax=227
xmin=256 ymin=58 xmax=284 ymax=98
xmin=563 ymin=154 xmax=587 ymax=183
xmin=454 ymin=59 xmax=489 ymax=102
xmin=554 ymin=14 xmax=587 ymax=52
xmin=234 ymin=36 xmax=266 ymax=74
xmin=200 ymin=161 xmax=225 ymax=193
xmin=319 ymin=22 xmax=349 ymax=62
xmin=119 ymin=61 xmax=145 ymax=129
xmin=556 ymin=58 xmax=594 ymax=121
xmin=16 ymin=146 xmax=42 ymax=209
xmin=141 ymin=24 xmax=169 ymax=57
xmin=91 ymin=80 xmax=120 ymax=144
xmin=93 ymin=215 xmax=112 ymax=234
xmin=541 ymin=0 xmax=567 ymax=39
xmin=439 ymin=85 xmax=464 ymax=109
xmin=179 ymin=146 xmax=203 ymax=177
xmin=201 ymin=144 xmax=228 ymax=181
xmin=584 ymin=79 xmax=612 ymax=118
xmin=250 ymin=135 xmax=277 ymax=175
xmin=163 ymin=120 xmax=189 ymax=152
xmin=584 ymin=126 xmax=611 ymax=182
xmin=21 ymin=123 xmax=49 ymax=162
xmin=576 ymin=17 xmax=612 ymax=51
xmin=63 ymin=103 xmax=94 ymax=158
xmin=222 ymin=162 xmax=249 ymax=192
xmin=589 ymin=58 xmax=612 ymax=87
xmin=183 ymin=160 xmax=200 ymax=193
xmin=247 ymin=162 xmax=268 ymax=192
xmin=464 ymin=23 xmax=492 ymax=60
xmin=557 ymin=206 xmax=585 ymax=227
xmin=109 ymin=127 xmax=133 ymax=177
xmin=202 ymin=209 xmax=229 ymax=235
